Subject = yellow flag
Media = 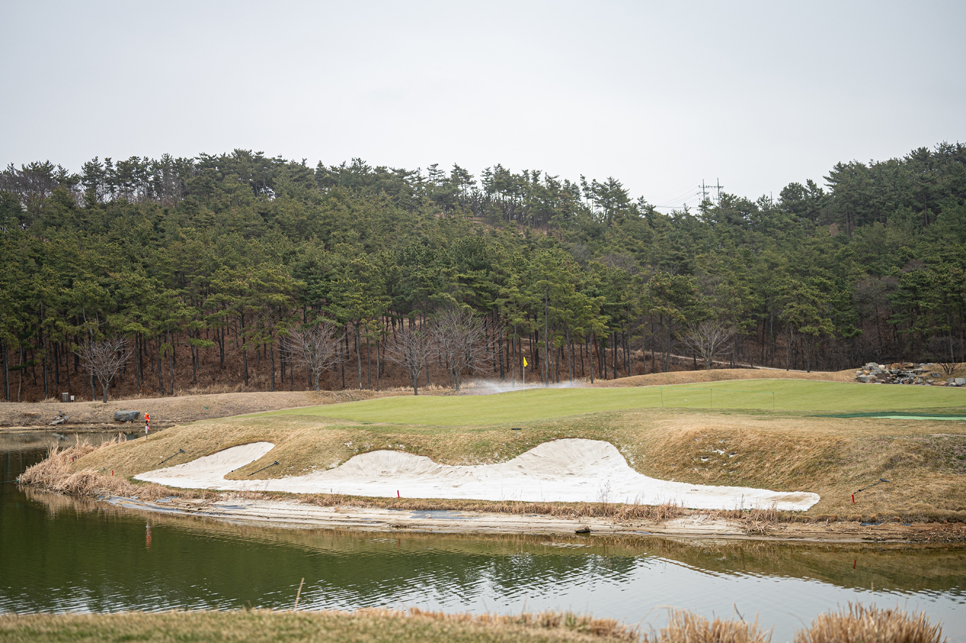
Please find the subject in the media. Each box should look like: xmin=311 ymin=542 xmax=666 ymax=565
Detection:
xmin=523 ymin=357 xmax=528 ymax=367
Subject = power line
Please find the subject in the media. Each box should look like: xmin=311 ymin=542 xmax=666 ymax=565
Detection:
xmin=699 ymin=179 xmax=724 ymax=204
xmin=651 ymin=186 xmax=700 ymax=204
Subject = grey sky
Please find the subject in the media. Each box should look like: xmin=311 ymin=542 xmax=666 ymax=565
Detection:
xmin=2 ymin=1 xmax=963 ymax=210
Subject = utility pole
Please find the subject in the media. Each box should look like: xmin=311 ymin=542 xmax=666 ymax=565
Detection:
xmin=699 ymin=179 xmax=724 ymax=204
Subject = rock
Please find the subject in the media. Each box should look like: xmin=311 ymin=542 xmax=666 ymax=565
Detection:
xmin=854 ymin=362 xmax=955 ymax=386
xmin=114 ymin=410 xmax=141 ymax=423
xmin=956 ymin=378 xmax=966 ymax=386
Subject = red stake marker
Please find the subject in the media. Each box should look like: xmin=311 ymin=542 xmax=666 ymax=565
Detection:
xmin=851 ymin=494 xmax=855 ymax=504
xmin=397 ymin=490 xmax=400 ymax=498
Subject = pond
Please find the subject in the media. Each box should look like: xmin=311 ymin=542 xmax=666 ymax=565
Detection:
xmin=1 ymin=433 xmax=964 ymax=641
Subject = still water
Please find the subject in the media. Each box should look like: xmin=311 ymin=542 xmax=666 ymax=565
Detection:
xmin=2 ymin=433 xmax=964 ymax=642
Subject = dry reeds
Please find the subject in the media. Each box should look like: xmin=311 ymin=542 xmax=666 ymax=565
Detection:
xmin=380 ymin=607 xmax=639 ymax=640
xmin=18 ymin=441 xmax=184 ymax=502
xmin=644 ymin=610 xmax=772 ymax=643
xmin=794 ymin=603 xmax=945 ymax=643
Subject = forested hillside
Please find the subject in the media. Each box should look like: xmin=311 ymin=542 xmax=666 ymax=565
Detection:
xmin=1 ymin=144 xmax=964 ymax=401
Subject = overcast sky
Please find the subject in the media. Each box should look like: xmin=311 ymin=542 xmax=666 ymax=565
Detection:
xmin=2 ymin=1 xmax=963 ymax=210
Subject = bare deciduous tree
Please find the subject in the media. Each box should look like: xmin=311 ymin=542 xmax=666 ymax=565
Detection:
xmin=682 ymin=320 xmax=736 ymax=370
xmin=283 ymin=323 xmax=342 ymax=391
xmin=385 ymin=321 xmax=434 ymax=395
xmin=432 ymin=308 xmax=490 ymax=392
xmin=76 ymin=338 xmax=130 ymax=403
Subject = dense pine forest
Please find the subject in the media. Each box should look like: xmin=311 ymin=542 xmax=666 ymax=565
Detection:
xmin=1 ymin=143 xmax=964 ymax=402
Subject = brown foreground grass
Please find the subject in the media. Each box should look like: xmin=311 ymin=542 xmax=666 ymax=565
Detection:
xmin=0 ymin=608 xmax=637 ymax=643
xmin=645 ymin=610 xmax=772 ymax=643
xmin=0 ymin=605 xmax=945 ymax=643
xmin=794 ymin=603 xmax=945 ymax=643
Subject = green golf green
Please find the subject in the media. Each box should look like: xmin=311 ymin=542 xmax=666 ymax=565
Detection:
xmin=262 ymin=379 xmax=966 ymax=426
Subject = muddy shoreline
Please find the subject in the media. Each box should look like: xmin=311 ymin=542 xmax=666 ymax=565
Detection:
xmin=101 ymin=494 xmax=966 ymax=544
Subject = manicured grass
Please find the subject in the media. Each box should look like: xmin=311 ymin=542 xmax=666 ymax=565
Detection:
xmin=263 ymin=380 xmax=966 ymax=426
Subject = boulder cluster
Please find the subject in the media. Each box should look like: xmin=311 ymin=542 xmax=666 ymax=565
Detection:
xmin=855 ymin=362 xmax=966 ymax=386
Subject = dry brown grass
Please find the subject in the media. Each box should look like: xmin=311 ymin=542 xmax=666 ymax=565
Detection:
xmin=401 ymin=607 xmax=638 ymax=640
xmin=299 ymin=493 xmax=684 ymax=521
xmin=794 ymin=603 xmax=945 ymax=643
xmin=591 ymin=368 xmax=856 ymax=388
xmin=644 ymin=610 xmax=772 ymax=643
xmin=0 ymin=608 xmax=638 ymax=643
xmin=0 ymin=605 xmax=950 ymax=643
xmin=18 ymin=441 xmax=189 ymax=501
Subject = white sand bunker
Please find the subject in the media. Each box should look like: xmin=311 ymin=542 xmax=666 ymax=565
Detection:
xmin=136 ymin=439 xmax=820 ymax=511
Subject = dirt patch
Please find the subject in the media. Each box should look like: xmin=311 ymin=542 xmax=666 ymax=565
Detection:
xmin=0 ymin=389 xmax=395 ymax=429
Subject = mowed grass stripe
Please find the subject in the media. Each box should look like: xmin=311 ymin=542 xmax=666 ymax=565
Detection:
xmin=262 ymin=380 xmax=966 ymax=426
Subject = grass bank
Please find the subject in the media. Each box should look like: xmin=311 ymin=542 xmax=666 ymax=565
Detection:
xmin=0 ymin=605 xmax=945 ymax=643
xmin=0 ymin=609 xmax=635 ymax=643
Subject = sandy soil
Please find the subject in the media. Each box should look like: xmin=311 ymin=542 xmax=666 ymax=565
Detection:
xmin=136 ymin=439 xmax=820 ymax=511
xmin=0 ymin=390 xmax=388 ymax=430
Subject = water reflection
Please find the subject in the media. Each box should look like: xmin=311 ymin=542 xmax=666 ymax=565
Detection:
xmin=1 ymin=441 xmax=964 ymax=642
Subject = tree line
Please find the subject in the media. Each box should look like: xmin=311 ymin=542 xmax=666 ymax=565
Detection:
xmin=1 ymin=143 xmax=964 ymax=401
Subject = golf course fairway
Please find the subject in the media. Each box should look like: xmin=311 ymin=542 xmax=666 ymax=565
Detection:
xmin=262 ymin=380 xmax=966 ymax=426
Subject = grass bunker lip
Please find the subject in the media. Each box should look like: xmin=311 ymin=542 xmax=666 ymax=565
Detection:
xmin=133 ymin=439 xmax=820 ymax=510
